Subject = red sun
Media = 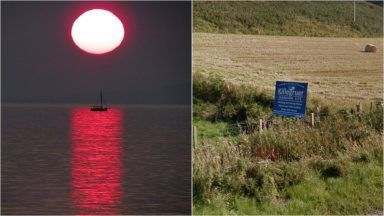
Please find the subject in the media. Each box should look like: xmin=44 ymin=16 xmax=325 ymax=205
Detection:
xmin=71 ymin=9 xmax=125 ymax=54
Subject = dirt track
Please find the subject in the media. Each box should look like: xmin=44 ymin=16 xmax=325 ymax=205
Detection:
xmin=193 ymin=33 xmax=383 ymax=103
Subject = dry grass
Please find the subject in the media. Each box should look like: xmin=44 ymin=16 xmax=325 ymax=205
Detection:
xmin=193 ymin=33 xmax=383 ymax=103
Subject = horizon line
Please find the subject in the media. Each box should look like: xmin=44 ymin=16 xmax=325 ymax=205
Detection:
xmin=1 ymin=102 xmax=190 ymax=108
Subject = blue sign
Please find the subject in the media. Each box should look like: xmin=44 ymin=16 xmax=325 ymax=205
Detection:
xmin=273 ymin=81 xmax=308 ymax=118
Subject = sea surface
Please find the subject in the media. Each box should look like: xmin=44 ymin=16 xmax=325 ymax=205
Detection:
xmin=1 ymin=104 xmax=191 ymax=215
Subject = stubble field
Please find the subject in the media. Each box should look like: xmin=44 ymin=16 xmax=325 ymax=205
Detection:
xmin=193 ymin=33 xmax=383 ymax=103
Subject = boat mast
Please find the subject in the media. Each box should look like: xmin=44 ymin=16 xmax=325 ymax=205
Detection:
xmin=100 ymin=89 xmax=103 ymax=108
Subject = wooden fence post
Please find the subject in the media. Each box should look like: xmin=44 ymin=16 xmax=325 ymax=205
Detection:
xmin=193 ymin=126 xmax=197 ymax=148
xmin=370 ymin=101 xmax=373 ymax=111
xmin=259 ymin=119 xmax=263 ymax=133
xmin=311 ymin=113 xmax=315 ymax=127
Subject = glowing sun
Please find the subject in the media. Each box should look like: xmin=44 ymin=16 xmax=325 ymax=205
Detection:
xmin=71 ymin=9 xmax=124 ymax=54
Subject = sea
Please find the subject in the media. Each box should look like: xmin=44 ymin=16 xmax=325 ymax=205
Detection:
xmin=1 ymin=104 xmax=191 ymax=215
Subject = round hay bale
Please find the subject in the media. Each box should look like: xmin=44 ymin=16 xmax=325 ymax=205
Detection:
xmin=364 ymin=44 xmax=377 ymax=53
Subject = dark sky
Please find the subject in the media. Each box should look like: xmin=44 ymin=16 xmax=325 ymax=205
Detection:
xmin=1 ymin=1 xmax=191 ymax=105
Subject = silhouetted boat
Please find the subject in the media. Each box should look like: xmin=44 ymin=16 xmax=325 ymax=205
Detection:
xmin=91 ymin=90 xmax=108 ymax=111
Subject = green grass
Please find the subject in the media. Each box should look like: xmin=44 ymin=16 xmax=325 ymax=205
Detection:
xmin=193 ymin=1 xmax=383 ymax=37
xmin=194 ymin=159 xmax=383 ymax=215
xmin=193 ymin=75 xmax=383 ymax=214
xmin=193 ymin=119 xmax=239 ymax=143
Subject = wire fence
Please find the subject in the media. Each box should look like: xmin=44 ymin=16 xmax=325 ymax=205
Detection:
xmin=193 ymin=101 xmax=384 ymax=147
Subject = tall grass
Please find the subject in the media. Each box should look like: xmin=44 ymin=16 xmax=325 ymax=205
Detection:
xmin=193 ymin=74 xmax=383 ymax=214
xmin=193 ymin=1 xmax=383 ymax=37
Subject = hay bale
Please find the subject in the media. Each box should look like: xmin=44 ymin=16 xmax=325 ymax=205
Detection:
xmin=364 ymin=44 xmax=377 ymax=53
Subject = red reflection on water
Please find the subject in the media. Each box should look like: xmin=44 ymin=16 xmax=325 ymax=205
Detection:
xmin=70 ymin=108 xmax=123 ymax=215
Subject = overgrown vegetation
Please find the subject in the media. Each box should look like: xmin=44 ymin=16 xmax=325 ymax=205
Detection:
xmin=193 ymin=1 xmax=383 ymax=37
xmin=193 ymin=74 xmax=383 ymax=214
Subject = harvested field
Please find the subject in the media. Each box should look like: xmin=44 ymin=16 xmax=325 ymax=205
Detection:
xmin=193 ymin=33 xmax=383 ymax=103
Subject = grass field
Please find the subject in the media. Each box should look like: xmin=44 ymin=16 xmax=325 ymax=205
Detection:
xmin=193 ymin=33 xmax=383 ymax=103
xmin=193 ymin=1 xmax=383 ymax=37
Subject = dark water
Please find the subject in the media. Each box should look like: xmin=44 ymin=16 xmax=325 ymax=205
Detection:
xmin=1 ymin=105 xmax=191 ymax=215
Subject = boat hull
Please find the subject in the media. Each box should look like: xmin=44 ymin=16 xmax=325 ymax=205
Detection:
xmin=90 ymin=107 xmax=108 ymax=111
xmin=91 ymin=90 xmax=108 ymax=111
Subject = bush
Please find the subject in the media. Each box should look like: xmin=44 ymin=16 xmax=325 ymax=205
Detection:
xmin=246 ymin=104 xmax=264 ymax=120
xmin=194 ymin=73 xmax=274 ymax=123
xmin=222 ymin=103 xmax=237 ymax=120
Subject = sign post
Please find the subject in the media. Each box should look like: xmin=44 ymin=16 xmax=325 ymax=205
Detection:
xmin=273 ymin=81 xmax=308 ymax=118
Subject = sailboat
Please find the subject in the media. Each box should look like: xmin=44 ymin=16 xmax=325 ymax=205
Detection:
xmin=90 ymin=90 xmax=108 ymax=111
